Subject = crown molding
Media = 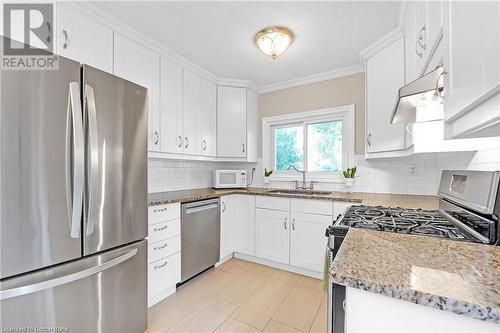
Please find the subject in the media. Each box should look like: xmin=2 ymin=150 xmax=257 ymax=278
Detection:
xmin=217 ymin=78 xmax=259 ymax=92
xmin=358 ymin=27 xmax=404 ymax=62
xmin=258 ymin=64 xmax=365 ymax=94
xmin=62 ymin=1 xmax=218 ymax=83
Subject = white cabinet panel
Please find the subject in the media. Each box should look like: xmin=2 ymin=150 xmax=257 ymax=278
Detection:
xmin=217 ymin=86 xmax=247 ymax=158
xmin=246 ymin=89 xmax=259 ymax=162
xmin=160 ymin=57 xmax=183 ymax=154
xmin=201 ymin=79 xmax=217 ymax=156
xmin=255 ymin=208 xmax=289 ymax=265
xmin=234 ymin=195 xmax=255 ymax=256
xmin=290 ymin=212 xmax=331 ymax=272
xmin=256 ymin=196 xmax=290 ymax=211
xmin=148 ymin=252 xmax=181 ymax=299
xmin=333 ymin=201 xmax=353 ymax=218
xmin=220 ymin=196 xmax=236 ymax=259
xmin=182 ymin=68 xmax=202 ymax=155
xmin=113 ymin=33 xmax=160 ymax=151
xmin=291 ymin=199 xmax=333 ymax=216
xmin=58 ymin=4 xmax=113 ymax=73
xmin=148 ymin=219 xmax=180 ymax=244
xmin=443 ymin=1 xmax=500 ymax=138
xmin=148 ymin=236 xmax=181 ymax=264
xmin=148 ymin=203 xmax=180 ymax=225
xmin=366 ymin=37 xmax=407 ymax=153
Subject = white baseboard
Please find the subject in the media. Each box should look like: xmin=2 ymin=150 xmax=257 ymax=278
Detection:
xmin=234 ymin=252 xmax=322 ymax=279
xmin=215 ymin=253 xmax=234 ymax=267
xmin=148 ymin=285 xmax=176 ymax=308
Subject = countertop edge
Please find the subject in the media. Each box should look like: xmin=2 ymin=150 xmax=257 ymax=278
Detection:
xmin=148 ymin=190 xmax=363 ymax=206
xmin=330 ymin=273 xmax=500 ymax=324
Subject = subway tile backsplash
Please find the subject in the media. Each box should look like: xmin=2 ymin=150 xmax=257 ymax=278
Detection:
xmin=148 ymin=147 xmax=500 ymax=195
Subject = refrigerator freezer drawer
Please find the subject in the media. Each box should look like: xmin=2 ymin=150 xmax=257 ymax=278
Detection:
xmin=149 ymin=203 xmax=181 ymax=225
xmin=0 ymin=240 xmax=147 ymax=333
xmin=148 ymin=219 xmax=181 ymax=244
xmin=148 ymin=236 xmax=181 ymax=264
xmin=148 ymin=252 xmax=181 ymax=299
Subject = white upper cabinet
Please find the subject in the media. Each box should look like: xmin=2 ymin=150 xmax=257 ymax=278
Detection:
xmin=182 ymin=68 xmax=202 ymax=155
xmin=57 ymin=4 xmax=113 ymax=73
xmin=201 ymin=79 xmax=217 ymax=157
xmin=160 ymin=56 xmax=183 ymax=154
xmin=217 ymin=86 xmax=247 ymax=158
xmin=233 ymin=195 xmax=256 ymax=256
xmin=113 ymin=33 xmax=161 ymax=151
xmin=404 ymin=1 xmax=443 ymax=83
xmin=366 ymin=37 xmax=407 ymax=154
xmin=442 ymin=1 xmax=500 ymax=139
xmin=246 ymin=89 xmax=260 ymax=163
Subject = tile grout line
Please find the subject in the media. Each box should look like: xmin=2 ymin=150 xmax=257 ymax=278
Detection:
xmin=307 ymin=293 xmax=327 ymax=333
xmin=263 ymin=274 xmax=302 ymax=331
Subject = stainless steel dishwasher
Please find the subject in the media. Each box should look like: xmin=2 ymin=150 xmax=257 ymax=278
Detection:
xmin=181 ymin=198 xmax=220 ymax=283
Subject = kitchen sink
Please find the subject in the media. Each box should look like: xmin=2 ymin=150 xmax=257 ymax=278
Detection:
xmin=267 ymin=189 xmax=332 ymax=196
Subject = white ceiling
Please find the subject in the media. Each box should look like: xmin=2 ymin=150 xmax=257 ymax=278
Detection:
xmin=92 ymin=1 xmax=401 ymax=87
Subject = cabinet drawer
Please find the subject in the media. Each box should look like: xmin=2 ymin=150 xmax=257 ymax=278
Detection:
xmin=148 ymin=236 xmax=181 ymax=264
xmin=256 ymin=196 xmax=290 ymax=211
xmin=148 ymin=203 xmax=180 ymax=225
xmin=148 ymin=219 xmax=180 ymax=244
xmin=291 ymin=198 xmax=333 ymax=216
xmin=148 ymin=252 xmax=181 ymax=298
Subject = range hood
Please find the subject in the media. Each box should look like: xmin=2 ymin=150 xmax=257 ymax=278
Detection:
xmin=390 ymin=65 xmax=445 ymax=124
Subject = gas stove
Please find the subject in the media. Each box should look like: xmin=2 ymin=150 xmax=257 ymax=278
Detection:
xmin=334 ymin=205 xmax=477 ymax=241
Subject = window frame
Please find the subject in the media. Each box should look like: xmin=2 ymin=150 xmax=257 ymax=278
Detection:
xmin=262 ymin=105 xmax=355 ymax=182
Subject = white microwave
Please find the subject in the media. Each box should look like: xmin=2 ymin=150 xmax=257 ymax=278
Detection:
xmin=213 ymin=170 xmax=247 ymax=189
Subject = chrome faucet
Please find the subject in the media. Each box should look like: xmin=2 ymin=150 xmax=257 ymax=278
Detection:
xmin=288 ymin=165 xmax=315 ymax=190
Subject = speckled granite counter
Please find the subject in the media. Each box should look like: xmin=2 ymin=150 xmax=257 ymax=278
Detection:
xmin=330 ymin=228 xmax=500 ymax=323
xmin=148 ymin=187 xmax=439 ymax=209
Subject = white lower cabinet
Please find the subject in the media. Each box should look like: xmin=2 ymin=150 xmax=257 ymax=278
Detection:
xmin=289 ymin=212 xmax=331 ymax=272
xmin=220 ymin=195 xmax=236 ymax=259
xmin=255 ymin=208 xmax=290 ymax=265
xmin=233 ymin=195 xmax=256 ymax=256
xmin=147 ymin=203 xmax=181 ymax=307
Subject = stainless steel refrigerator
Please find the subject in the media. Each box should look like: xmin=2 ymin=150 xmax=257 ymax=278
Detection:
xmin=1 ymin=40 xmax=148 ymax=332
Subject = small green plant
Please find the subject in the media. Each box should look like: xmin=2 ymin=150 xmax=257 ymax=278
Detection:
xmin=342 ymin=166 xmax=357 ymax=178
xmin=264 ymin=168 xmax=274 ymax=177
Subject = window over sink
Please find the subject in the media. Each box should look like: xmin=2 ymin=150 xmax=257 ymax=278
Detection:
xmin=263 ymin=105 xmax=355 ymax=180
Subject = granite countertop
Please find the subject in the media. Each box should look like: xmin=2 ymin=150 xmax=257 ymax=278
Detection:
xmin=330 ymin=228 xmax=500 ymax=323
xmin=148 ymin=187 xmax=439 ymax=209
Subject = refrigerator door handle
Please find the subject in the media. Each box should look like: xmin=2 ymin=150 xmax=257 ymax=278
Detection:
xmin=85 ymin=84 xmax=99 ymax=236
xmin=66 ymin=82 xmax=84 ymax=238
xmin=0 ymin=248 xmax=137 ymax=301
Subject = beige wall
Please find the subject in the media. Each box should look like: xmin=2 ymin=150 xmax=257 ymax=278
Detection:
xmin=259 ymin=72 xmax=365 ymax=154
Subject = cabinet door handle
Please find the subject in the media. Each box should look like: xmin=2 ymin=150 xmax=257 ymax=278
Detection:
xmin=184 ymin=136 xmax=189 ymax=148
xmin=153 ymin=131 xmax=159 ymax=145
xmin=202 ymin=140 xmax=207 ymax=151
xmin=154 ymin=261 xmax=168 ymax=269
xmin=153 ymin=242 xmax=168 ymax=250
xmin=284 ymin=217 xmax=287 ymax=230
xmin=292 ymin=218 xmax=295 ymax=231
xmin=177 ymin=135 xmax=183 ymax=148
xmin=153 ymin=207 xmax=167 ymax=213
xmin=415 ymin=25 xmax=426 ymax=58
xmin=153 ymin=225 xmax=168 ymax=232
xmin=62 ymin=29 xmax=69 ymax=49
xmin=222 ymin=202 xmax=226 ymax=212
xmin=367 ymin=133 xmax=372 ymax=147
xmin=242 ymin=143 xmax=245 ymax=153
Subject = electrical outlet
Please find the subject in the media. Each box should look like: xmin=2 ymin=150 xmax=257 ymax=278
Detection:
xmin=408 ymin=164 xmax=419 ymax=176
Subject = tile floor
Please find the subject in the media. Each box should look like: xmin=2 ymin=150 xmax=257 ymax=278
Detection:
xmin=147 ymin=258 xmax=327 ymax=333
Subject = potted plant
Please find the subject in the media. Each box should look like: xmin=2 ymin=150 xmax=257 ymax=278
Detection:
xmin=342 ymin=166 xmax=357 ymax=189
xmin=263 ymin=168 xmax=273 ymax=185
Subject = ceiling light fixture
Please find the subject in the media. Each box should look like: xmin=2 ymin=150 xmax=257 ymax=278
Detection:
xmin=255 ymin=26 xmax=294 ymax=60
